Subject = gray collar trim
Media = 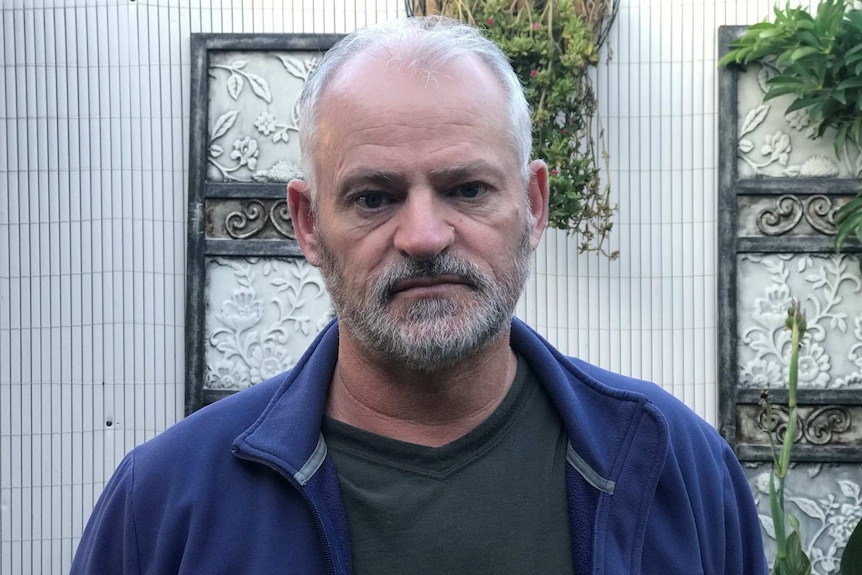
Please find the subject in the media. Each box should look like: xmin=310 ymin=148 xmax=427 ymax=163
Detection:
xmin=295 ymin=434 xmax=328 ymax=486
xmin=566 ymin=443 xmax=616 ymax=495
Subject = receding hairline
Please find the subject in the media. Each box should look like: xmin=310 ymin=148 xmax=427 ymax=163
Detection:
xmin=307 ymin=48 xmax=518 ymax=193
xmin=318 ymin=48 xmax=510 ymax=115
xmin=298 ymin=17 xmax=534 ymax=195
xmin=328 ymin=39 xmax=505 ymax=83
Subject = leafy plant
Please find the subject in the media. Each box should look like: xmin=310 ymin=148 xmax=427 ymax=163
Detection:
xmin=409 ymin=0 xmax=619 ymax=258
xmin=835 ymin=191 xmax=862 ymax=253
xmin=718 ymin=0 xmax=862 ymax=254
xmin=719 ymin=0 xmax=862 ymax=159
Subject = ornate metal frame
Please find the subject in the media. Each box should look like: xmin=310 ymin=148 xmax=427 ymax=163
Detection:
xmin=186 ymin=33 xmax=340 ymax=415
xmin=718 ymin=26 xmax=862 ymax=463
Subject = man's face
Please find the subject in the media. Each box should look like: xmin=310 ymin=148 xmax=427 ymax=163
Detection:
xmin=293 ymin=53 xmax=548 ymax=371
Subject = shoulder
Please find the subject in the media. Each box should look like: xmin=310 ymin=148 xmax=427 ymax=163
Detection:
xmin=512 ymin=319 xmax=731 ymax=467
xmin=570 ymin=357 xmax=716 ymax=430
xmin=512 ymin=318 xmax=729 ymax=463
xmin=130 ymin=373 xmax=288 ymax=478
xmin=558 ymin=358 xmax=766 ymax=572
xmin=564 ymin=354 xmax=731 ymax=463
xmin=511 ymin=320 xmax=766 ymax=571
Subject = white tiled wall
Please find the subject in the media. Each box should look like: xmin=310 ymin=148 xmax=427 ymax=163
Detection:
xmin=0 ymin=1 xmax=824 ymax=573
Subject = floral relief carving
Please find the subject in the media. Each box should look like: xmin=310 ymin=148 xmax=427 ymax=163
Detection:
xmin=738 ymin=254 xmax=862 ymax=390
xmin=204 ymin=257 xmax=333 ymax=390
xmin=736 ymin=62 xmax=862 ymax=179
xmin=746 ymin=463 xmax=862 ymax=574
xmin=207 ymin=51 xmax=320 ymax=183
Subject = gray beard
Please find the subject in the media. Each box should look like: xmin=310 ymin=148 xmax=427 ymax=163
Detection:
xmin=315 ymin=224 xmax=532 ymax=372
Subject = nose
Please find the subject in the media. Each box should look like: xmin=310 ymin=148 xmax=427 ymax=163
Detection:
xmin=393 ymin=192 xmax=455 ymax=261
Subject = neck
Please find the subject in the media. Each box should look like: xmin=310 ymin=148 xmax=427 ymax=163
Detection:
xmin=325 ymin=327 xmax=517 ymax=447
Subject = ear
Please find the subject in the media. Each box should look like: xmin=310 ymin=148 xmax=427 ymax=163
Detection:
xmin=526 ymin=159 xmax=550 ymax=250
xmin=287 ymin=179 xmax=321 ymax=266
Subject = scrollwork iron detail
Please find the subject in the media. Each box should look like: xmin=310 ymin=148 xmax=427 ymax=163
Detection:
xmin=805 ymin=195 xmax=838 ymax=235
xmin=225 ymin=200 xmax=268 ymax=239
xmin=217 ymin=199 xmax=296 ymax=240
xmin=756 ymin=195 xmax=838 ymax=236
xmin=758 ymin=404 xmax=852 ymax=445
xmin=805 ymin=406 xmax=852 ymax=445
xmin=270 ymin=200 xmax=296 ymax=239
xmin=758 ymin=404 xmax=804 ymax=443
xmin=757 ymin=195 xmax=803 ymax=236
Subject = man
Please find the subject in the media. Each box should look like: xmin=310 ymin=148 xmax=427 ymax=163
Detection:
xmin=72 ymin=16 xmax=767 ymax=574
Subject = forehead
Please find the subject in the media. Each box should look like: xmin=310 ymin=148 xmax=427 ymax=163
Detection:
xmin=322 ymin=51 xmax=507 ymax=122
xmin=313 ymin=52 xmax=515 ymax=184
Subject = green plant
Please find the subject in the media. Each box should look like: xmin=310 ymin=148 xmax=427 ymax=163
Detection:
xmin=718 ymin=0 xmax=862 ymax=254
xmin=835 ymin=187 xmax=862 ymax=253
xmin=760 ymin=299 xmax=862 ymax=575
xmin=761 ymin=300 xmax=812 ymax=575
xmin=719 ymin=0 xmax=862 ymax=158
xmin=410 ymin=0 xmax=619 ymax=258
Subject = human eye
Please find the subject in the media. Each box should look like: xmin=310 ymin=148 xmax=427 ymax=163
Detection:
xmin=355 ymin=192 xmax=389 ymax=210
xmin=451 ymin=182 xmax=488 ymax=199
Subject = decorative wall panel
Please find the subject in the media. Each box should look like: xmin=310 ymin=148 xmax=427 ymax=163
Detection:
xmin=734 ymin=60 xmax=862 ymax=180
xmin=186 ymin=35 xmax=339 ymax=413
xmin=737 ymin=254 xmax=862 ymax=391
xmin=719 ymin=25 xmax=862 ymax=463
xmin=207 ymin=199 xmax=297 ymax=240
xmin=736 ymin=195 xmax=847 ymax=238
xmin=204 ymin=257 xmax=332 ymax=394
xmin=744 ymin=463 xmax=862 ymax=574
xmin=205 ymin=50 xmax=315 ymax=183
xmin=720 ymin=24 xmax=862 ymax=573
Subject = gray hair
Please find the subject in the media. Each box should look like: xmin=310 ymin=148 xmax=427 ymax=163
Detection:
xmin=297 ymin=16 xmax=532 ymax=194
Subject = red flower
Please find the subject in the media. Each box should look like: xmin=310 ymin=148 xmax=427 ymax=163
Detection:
xmin=487 ymin=17 xmax=494 ymax=26
xmin=533 ymin=22 xmax=540 ymax=30
xmin=530 ymin=70 xmax=537 ymax=77
xmin=551 ymin=169 xmax=559 ymax=176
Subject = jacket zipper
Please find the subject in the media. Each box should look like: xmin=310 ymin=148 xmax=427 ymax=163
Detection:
xmin=232 ymin=449 xmax=337 ymax=575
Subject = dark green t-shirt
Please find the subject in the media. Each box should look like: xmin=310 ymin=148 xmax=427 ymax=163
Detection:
xmin=322 ymin=357 xmax=575 ymax=575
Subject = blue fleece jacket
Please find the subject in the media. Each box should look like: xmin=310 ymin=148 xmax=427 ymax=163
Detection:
xmin=71 ymin=319 xmax=768 ymax=574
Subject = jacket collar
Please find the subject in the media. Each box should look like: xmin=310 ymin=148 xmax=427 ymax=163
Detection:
xmin=234 ymin=318 xmax=665 ymax=492
xmin=233 ymin=320 xmax=340 ymax=485
xmin=509 ymin=319 xmax=663 ymax=488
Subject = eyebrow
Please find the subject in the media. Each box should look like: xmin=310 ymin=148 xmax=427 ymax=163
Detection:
xmin=427 ymin=161 xmax=505 ymax=184
xmin=338 ymin=170 xmax=408 ymax=195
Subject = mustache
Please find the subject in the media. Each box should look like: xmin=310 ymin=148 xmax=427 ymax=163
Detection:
xmin=371 ymin=254 xmax=492 ymax=303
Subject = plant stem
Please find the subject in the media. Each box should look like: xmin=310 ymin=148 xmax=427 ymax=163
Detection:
xmin=777 ymin=317 xmax=800 ymax=476
xmin=770 ymin=299 xmax=806 ymax=570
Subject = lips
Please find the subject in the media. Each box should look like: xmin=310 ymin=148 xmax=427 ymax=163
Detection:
xmin=390 ymin=274 xmax=472 ymax=295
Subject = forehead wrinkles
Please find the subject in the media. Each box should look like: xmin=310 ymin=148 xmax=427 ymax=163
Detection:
xmin=324 ymin=119 xmax=509 ymax=193
xmin=339 ymin=113 xmax=497 ymax=149
xmin=312 ymin=52 xmax=514 ymax=190
xmin=318 ymin=81 xmax=506 ymax=147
